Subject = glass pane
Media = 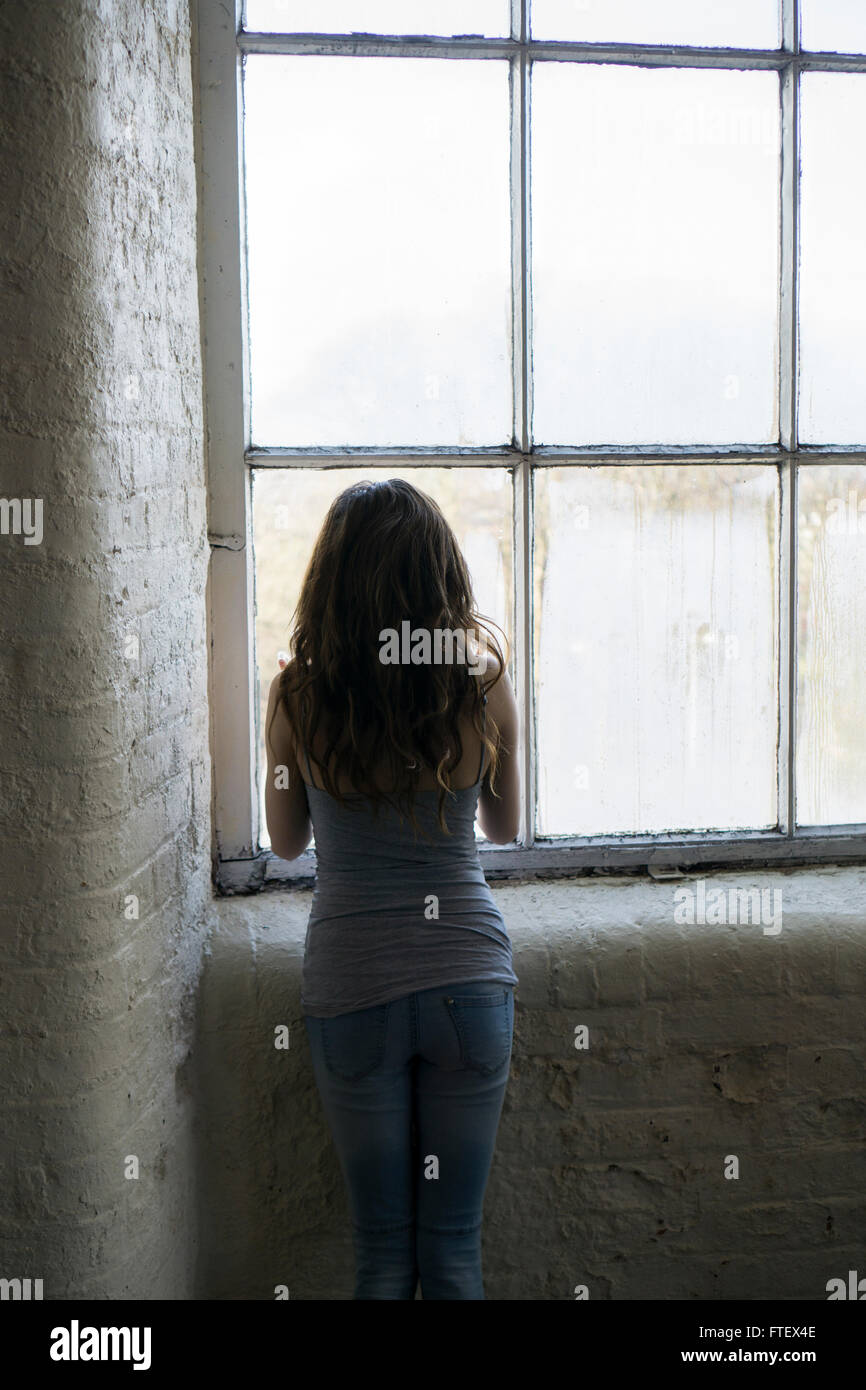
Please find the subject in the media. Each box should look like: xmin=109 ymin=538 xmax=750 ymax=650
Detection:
xmin=253 ymin=467 xmax=514 ymax=848
xmin=531 ymin=0 xmax=780 ymax=48
xmin=531 ymin=65 xmax=780 ymax=446
xmin=244 ymin=56 xmax=512 ymax=447
xmin=534 ymin=465 xmax=778 ymax=836
xmin=799 ymin=75 xmax=866 ymax=445
xmin=245 ymin=1 xmax=509 ymax=36
xmin=802 ymin=1 xmax=866 ymax=54
xmin=797 ymin=464 xmax=866 ymax=826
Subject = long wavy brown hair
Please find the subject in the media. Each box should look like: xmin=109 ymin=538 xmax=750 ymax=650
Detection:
xmin=266 ymin=478 xmax=507 ymax=836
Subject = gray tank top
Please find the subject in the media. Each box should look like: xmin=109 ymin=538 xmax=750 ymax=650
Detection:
xmin=299 ymin=694 xmax=519 ymax=1018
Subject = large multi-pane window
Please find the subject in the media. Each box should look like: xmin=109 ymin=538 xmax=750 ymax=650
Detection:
xmin=198 ymin=1 xmax=866 ymax=890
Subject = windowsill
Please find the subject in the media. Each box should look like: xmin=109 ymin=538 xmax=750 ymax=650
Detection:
xmin=215 ymin=827 xmax=866 ymax=895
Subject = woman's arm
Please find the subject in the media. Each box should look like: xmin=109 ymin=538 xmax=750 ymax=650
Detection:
xmin=477 ymin=652 xmax=521 ymax=845
xmin=264 ymin=671 xmax=313 ymax=861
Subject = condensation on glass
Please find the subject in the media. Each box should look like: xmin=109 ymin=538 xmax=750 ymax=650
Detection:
xmin=531 ymin=64 xmax=780 ymax=447
xmin=252 ymin=467 xmax=514 ymax=848
xmin=244 ymin=1 xmax=510 ymax=36
xmin=797 ymin=464 xmax=866 ymax=827
xmin=799 ymin=74 xmax=866 ymax=445
xmin=534 ymin=465 xmax=779 ymax=836
xmin=531 ymin=0 xmax=780 ymax=48
xmin=801 ymin=0 xmax=866 ymax=55
xmin=243 ymin=56 xmax=512 ymax=448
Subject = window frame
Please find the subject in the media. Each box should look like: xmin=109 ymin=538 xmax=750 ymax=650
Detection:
xmin=196 ymin=0 xmax=866 ymax=893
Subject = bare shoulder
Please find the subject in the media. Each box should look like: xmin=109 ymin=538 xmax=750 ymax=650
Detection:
xmin=478 ymin=643 xmax=509 ymax=691
xmin=268 ymin=658 xmax=305 ymax=714
xmin=265 ymin=669 xmax=298 ymax=759
xmin=475 ymin=644 xmax=517 ymax=726
xmin=267 ymin=668 xmax=291 ymax=721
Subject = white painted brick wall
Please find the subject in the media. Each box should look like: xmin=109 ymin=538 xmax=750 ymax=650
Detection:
xmin=0 ymin=0 xmax=213 ymax=1298
xmin=201 ymin=869 xmax=866 ymax=1300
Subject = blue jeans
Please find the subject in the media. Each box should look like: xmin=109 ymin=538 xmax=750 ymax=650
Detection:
xmin=304 ymin=980 xmax=515 ymax=1300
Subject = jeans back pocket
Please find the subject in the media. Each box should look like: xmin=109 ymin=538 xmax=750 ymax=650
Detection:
xmin=318 ymin=1001 xmax=391 ymax=1081
xmin=444 ymin=987 xmax=513 ymax=1076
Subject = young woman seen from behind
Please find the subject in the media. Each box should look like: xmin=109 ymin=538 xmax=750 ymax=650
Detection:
xmin=265 ymin=478 xmax=520 ymax=1300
